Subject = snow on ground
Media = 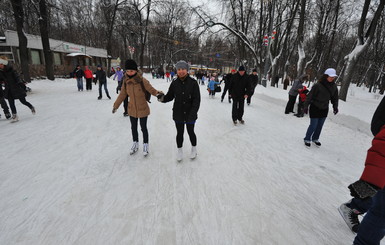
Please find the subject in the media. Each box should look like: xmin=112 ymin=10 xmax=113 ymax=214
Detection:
xmin=0 ymin=74 xmax=384 ymax=245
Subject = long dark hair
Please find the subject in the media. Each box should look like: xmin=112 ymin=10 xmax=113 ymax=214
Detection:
xmin=317 ymin=74 xmax=329 ymax=83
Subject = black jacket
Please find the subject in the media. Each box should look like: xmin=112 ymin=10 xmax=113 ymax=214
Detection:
xmin=371 ymin=96 xmax=385 ymax=136
xmin=162 ymin=75 xmax=201 ymax=122
xmin=73 ymin=68 xmax=84 ymax=78
xmin=95 ymin=69 xmax=107 ymax=84
xmin=0 ymin=66 xmax=26 ymax=99
xmin=249 ymin=74 xmax=259 ymax=89
xmin=304 ymin=80 xmax=338 ymax=111
xmin=228 ymin=72 xmax=251 ymax=99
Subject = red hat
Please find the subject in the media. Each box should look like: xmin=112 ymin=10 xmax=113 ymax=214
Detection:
xmin=231 ymin=69 xmax=236 ymax=73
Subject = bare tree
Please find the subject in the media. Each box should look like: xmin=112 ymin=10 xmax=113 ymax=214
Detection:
xmin=339 ymin=0 xmax=385 ymax=101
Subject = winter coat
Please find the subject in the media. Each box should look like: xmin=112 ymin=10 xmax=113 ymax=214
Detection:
xmin=228 ymin=72 xmax=251 ymax=99
xmin=114 ymin=72 xmax=158 ymax=118
xmin=304 ymin=80 xmax=338 ymax=111
xmin=0 ymin=66 xmax=26 ymax=99
xmin=84 ymin=69 xmax=93 ymax=79
xmin=113 ymin=70 xmax=124 ymax=81
xmin=298 ymin=86 xmax=309 ymax=102
xmin=249 ymin=74 xmax=259 ymax=89
xmin=162 ymin=75 xmax=201 ymax=122
xmin=207 ymin=79 xmax=220 ymax=91
xmin=371 ymin=96 xmax=385 ymax=136
xmin=95 ymin=69 xmax=107 ymax=84
xmin=289 ymin=74 xmax=307 ymax=96
xmin=73 ymin=68 xmax=84 ymax=78
xmin=360 ymin=125 xmax=385 ymax=189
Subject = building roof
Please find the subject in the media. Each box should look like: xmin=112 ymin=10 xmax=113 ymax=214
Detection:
xmin=0 ymin=30 xmax=107 ymax=58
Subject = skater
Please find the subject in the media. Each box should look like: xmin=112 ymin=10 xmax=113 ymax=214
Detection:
xmin=221 ymin=69 xmax=236 ymax=103
xmin=228 ymin=65 xmax=251 ymax=125
xmin=84 ymin=66 xmax=93 ymax=91
xmin=0 ymin=56 xmax=35 ymax=122
xmin=247 ymin=69 xmax=259 ymax=105
xmin=338 ymin=95 xmax=385 ymax=245
xmin=73 ymin=64 xmax=84 ymax=91
xmin=94 ymin=65 xmax=111 ymax=100
xmin=207 ymin=76 xmax=220 ymax=98
xmin=285 ymin=74 xmax=308 ymax=114
xmin=114 ymin=67 xmax=127 ymax=116
xmin=294 ymin=85 xmax=309 ymax=117
xmin=303 ymin=68 xmax=338 ymax=147
xmin=112 ymin=59 xmax=162 ymax=156
xmin=0 ymin=79 xmax=11 ymax=119
xmin=157 ymin=60 xmax=201 ymax=162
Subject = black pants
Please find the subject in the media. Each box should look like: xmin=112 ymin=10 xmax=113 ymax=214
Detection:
xmin=130 ymin=116 xmax=148 ymax=143
xmin=232 ymin=98 xmax=245 ymax=121
xmin=285 ymin=95 xmax=297 ymax=113
xmin=123 ymin=96 xmax=128 ymax=114
xmin=85 ymin=78 xmax=93 ymax=90
xmin=297 ymin=99 xmax=304 ymax=116
xmin=7 ymin=95 xmax=33 ymax=114
xmin=246 ymin=90 xmax=255 ymax=104
xmin=0 ymin=96 xmax=9 ymax=114
xmin=221 ymin=85 xmax=230 ymax=101
xmin=175 ymin=122 xmax=196 ymax=148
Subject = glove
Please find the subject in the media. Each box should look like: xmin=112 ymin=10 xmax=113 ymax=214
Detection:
xmin=303 ymin=107 xmax=308 ymax=114
xmin=333 ymin=108 xmax=338 ymax=115
xmin=112 ymin=108 xmax=117 ymax=114
xmin=157 ymin=92 xmax=164 ymax=102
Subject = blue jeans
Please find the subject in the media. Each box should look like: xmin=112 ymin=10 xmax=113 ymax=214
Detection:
xmin=304 ymin=117 xmax=326 ymax=141
xmin=98 ymin=82 xmax=110 ymax=98
xmin=354 ymin=189 xmax=385 ymax=245
xmin=76 ymin=78 xmax=83 ymax=90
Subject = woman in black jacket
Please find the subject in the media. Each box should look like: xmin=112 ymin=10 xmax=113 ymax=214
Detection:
xmin=0 ymin=56 xmax=35 ymax=122
xmin=158 ymin=60 xmax=201 ymax=161
xmin=303 ymin=68 xmax=339 ymax=147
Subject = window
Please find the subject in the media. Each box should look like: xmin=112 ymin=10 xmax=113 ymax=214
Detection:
xmin=53 ymin=52 xmax=61 ymax=65
xmin=31 ymin=50 xmax=41 ymax=64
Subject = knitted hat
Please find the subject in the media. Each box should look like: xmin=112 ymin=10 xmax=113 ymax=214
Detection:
xmin=238 ymin=66 xmax=245 ymax=71
xmin=252 ymin=69 xmax=257 ymax=73
xmin=0 ymin=58 xmax=8 ymax=66
xmin=125 ymin=59 xmax=138 ymax=70
xmin=175 ymin=60 xmax=189 ymax=70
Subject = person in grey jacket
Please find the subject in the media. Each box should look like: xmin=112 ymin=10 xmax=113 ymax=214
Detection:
xmin=285 ymin=74 xmax=309 ymax=114
xmin=303 ymin=68 xmax=339 ymax=147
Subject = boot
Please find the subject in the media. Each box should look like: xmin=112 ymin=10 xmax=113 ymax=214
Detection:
xmin=31 ymin=107 xmax=36 ymax=115
xmin=338 ymin=200 xmax=361 ymax=233
xmin=11 ymin=114 xmax=19 ymax=123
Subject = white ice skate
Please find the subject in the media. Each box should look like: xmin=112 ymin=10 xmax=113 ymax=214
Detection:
xmin=130 ymin=141 xmax=139 ymax=155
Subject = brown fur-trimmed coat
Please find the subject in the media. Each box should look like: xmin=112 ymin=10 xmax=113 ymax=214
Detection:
xmin=113 ymin=72 xmax=158 ymax=118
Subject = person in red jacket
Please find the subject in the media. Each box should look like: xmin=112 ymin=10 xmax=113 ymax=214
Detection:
xmin=294 ymin=85 xmax=309 ymax=117
xmin=84 ymin=66 xmax=93 ymax=91
xmin=338 ymin=96 xmax=385 ymax=245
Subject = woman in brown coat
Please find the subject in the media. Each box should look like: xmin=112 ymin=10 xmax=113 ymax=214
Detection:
xmin=112 ymin=59 xmax=162 ymax=156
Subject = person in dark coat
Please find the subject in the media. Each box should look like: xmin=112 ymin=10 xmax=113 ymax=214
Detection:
xmin=221 ymin=69 xmax=236 ymax=103
xmin=303 ymin=68 xmax=338 ymax=147
xmin=247 ymin=69 xmax=259 ymax=105
xmin=0 ymin=56 xmax=35 ymax=122
xmin=285 ymin=74 xmax=308 ymax=114
xmin=338 ymin=95 xmax=385 ymax=245
xmin=94 ymin=65 xmax=111 ymax=100
xmin=228 ymin=65 xmax=251 ymax=125
xmin=73 ymin=64 xmax=84 ymax=91
xmin=158 ymin=60 xmax=201 ymax=161
xmin=0 ymin=79 xmax=11 ymax=119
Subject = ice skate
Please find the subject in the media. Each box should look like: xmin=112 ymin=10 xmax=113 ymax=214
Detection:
xmin=130 ymin=141 xmax=139 ymax=155
xmin=143 ymin=143 xmax=149 ymax=156
xmin=11 ymin=114 xmax=19 ymax=123
xmin=190 ymin=146 xmax=197 ymax=159
xmin=176 ymin=148 xmax=183 ymax=162
xmin=338 ymin=200 xmax=360 ymax=233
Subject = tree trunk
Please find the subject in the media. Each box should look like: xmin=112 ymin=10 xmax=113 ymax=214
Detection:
xmin=38 ymin=0 xmax=54 ymax=80
xmin=139 ymin=0 xmax=151 ymax=69
xmin=296 ymin=0 xmax=306 ymax=76
xmin=10 ymin=0 xmax=30 ymax=82
xmin=339 ymin=0 xmax=385 ymax=101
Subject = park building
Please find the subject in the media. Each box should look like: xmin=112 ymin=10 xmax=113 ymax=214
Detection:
xmin=0 ymin=30 xmax=107 ymax=78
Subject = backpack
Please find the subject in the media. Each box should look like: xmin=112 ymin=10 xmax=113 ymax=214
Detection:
xmin=139 ymin=81 xmax=151 ymax=103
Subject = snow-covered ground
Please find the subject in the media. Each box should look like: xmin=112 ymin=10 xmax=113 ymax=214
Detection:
xmin=0 ymin=74 xmax=383 ymax=245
